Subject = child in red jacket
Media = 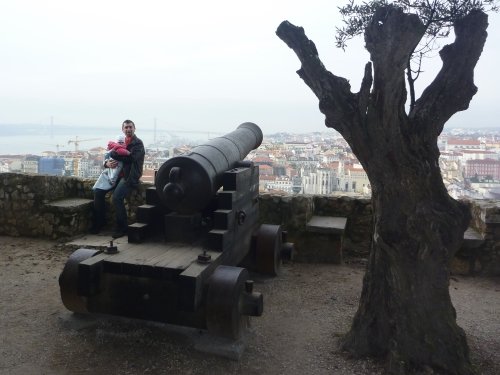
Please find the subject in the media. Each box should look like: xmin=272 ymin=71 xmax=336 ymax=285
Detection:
xmin=92 ymin=135 xmax=130 ymax=191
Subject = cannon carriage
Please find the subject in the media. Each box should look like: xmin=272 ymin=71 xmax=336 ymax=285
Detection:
xmin=59 ymin=123 xmax=293 ymax=339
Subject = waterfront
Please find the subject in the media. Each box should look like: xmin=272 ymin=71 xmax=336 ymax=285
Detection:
xmin=0 ymin=125 xmax=214 ymax=155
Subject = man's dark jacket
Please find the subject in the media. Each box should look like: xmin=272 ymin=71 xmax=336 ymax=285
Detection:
xmin=110 ymin=135 xmax=145 ymax=187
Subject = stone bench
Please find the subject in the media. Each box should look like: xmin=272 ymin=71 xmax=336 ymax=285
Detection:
xmin=298 ymin=216 xmax=347 ymax=264
xmin=44 ymin=198 xmax=94 ymax=239
xmin=462 ymin=226 xmax=485 ymax=249
xmin=452 ymin=226 xmax=487 ymax=275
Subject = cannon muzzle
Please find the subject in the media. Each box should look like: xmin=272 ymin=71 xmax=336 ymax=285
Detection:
xmin=155 ymin=122 xmax=263 ymax=214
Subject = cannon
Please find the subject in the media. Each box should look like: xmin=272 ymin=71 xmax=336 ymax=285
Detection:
xmin=156 ymin=121 xmax=263 ymax=214
xmin=59 ymin=122 xmax=294 ymax=339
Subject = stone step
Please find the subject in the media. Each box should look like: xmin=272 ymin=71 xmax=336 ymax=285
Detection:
xmin=44 ymin=198 xmax=94 ymax=239
xmin=145 ymin=186 xmax=161 ymax=206
xmin=136 ymin=204 xmax=160 ymax=223
xmin=45 ymin=198 xmax=93 ymax=211
xmin=127 ymin=222 xmax=150 ymax=244
xmin=462 ymin=227 xmax=484 ymax=249
xmin=306 ymin=216 xmax=347 ymax=234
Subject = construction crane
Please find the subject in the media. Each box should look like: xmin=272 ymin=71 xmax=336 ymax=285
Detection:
xmin=68 ymin=136 xmax=100 ymax=152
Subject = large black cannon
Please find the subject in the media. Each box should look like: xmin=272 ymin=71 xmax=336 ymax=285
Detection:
xmin=59 ymin=122 xmax=293 ymax=339
xmin=156 ymin=122 xmax=263 ymax=214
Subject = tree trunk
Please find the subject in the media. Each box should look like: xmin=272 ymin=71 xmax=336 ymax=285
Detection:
xmin=342 ymin=146 xmax=473 ymax=374
xmin=277 ymin=5 xmax=489 ymax=374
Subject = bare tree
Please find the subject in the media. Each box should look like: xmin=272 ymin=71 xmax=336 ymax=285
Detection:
xmin=277 ymin=2 xmax=494 ymax=374
xmin=336 ymin=0 xmax=498 ymax=111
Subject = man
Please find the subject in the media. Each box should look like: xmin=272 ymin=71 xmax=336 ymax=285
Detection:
xmin=90 ymin=119 xmax=145 ymax=238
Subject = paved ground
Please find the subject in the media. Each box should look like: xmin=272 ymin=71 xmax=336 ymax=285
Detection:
xmin=1 ymin=235 xmax=499 ymax=375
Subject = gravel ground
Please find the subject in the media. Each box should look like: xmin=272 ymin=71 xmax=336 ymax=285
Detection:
xmin=0 ymin=235 xmax=498 ymax=375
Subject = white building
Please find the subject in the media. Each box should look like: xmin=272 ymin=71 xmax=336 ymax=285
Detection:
xmin=265 ymin=176 xmax=293 ymax=194
xmin=22 ymin=156 xmax=40 ymax=174
xmin=77 ymin=158 xmax=90 ymax=178
xmin=88 ymin=164 xmax=103 ymax=178
xmin=338 ymin=164 xmax=370 ymax=195
xmin=302 ymin=167 xmax=338 ymax=195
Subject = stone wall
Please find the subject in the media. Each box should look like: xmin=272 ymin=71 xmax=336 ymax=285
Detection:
xmin=0 ymin=173 xmax=91 ymax=238
xmin=0 ymin=172 xmax=498 ymax=275
xmin=460 ymin=199 xmax=500 ymax=275
xmin=0 ymin=172 xmax=147 ymax=240
xmin=259 ymin=193 xmax=373 ymax=259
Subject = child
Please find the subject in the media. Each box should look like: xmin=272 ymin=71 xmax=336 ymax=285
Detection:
xmin=92 ymin=135 xmax=131 ymax=191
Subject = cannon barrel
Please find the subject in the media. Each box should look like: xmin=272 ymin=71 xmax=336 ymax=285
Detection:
xmin=155 ymin=122 xmax=263 ymax=213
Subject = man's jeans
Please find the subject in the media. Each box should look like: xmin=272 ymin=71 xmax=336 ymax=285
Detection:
xmin=112 ymin=179 xmax=131 ymax=231
xmin=92 ymin=179 xmax=131 ymax=231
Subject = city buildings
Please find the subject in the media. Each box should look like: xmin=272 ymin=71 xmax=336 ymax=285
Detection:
xmin=2 ymin=127 xmax=500 ymax=199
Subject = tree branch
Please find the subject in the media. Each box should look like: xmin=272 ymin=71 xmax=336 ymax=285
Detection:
xmin=364 ymin=6 xmax=426 ymax=117
xmin=357 ymin=62 xmax=373 ymax=116
xmin=276 ymin=21 xmax=359 ymax=136
xmin=410 ymin=10 xmax=489 ymax=136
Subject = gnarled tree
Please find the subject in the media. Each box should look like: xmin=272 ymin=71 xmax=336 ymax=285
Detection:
xmin=277 ymin=3 xmax=491 ymax=374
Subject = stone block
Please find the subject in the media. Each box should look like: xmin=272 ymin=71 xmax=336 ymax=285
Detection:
xmin=453 ymin=226 xmax=489 ymax=275
xmin=44 ymin=198 xmax=93 ymax=240
xmin=462 ymin=227 xmax=484 ymax=249
xmin=128 ymin=222 xmax=150 ymax=243
xmin=297 ymin=233 xmax=343 ymax=263
xmin=306 ymin=216 xmax=347 ymax=234
xmin=295 ymin=216 xmax=347 ymax=264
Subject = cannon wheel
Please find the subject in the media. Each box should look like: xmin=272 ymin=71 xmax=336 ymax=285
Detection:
xmin=206 ymin=265 xmax=249 ymax=339
xmin=59 ymin=248 xmax=101 ymax=313
xmin=255 ymin=224 xmax=282 ymax=276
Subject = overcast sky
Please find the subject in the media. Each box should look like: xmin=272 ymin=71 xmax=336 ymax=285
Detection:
xmin=1 ymin=0 xmax=499 ymax=138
